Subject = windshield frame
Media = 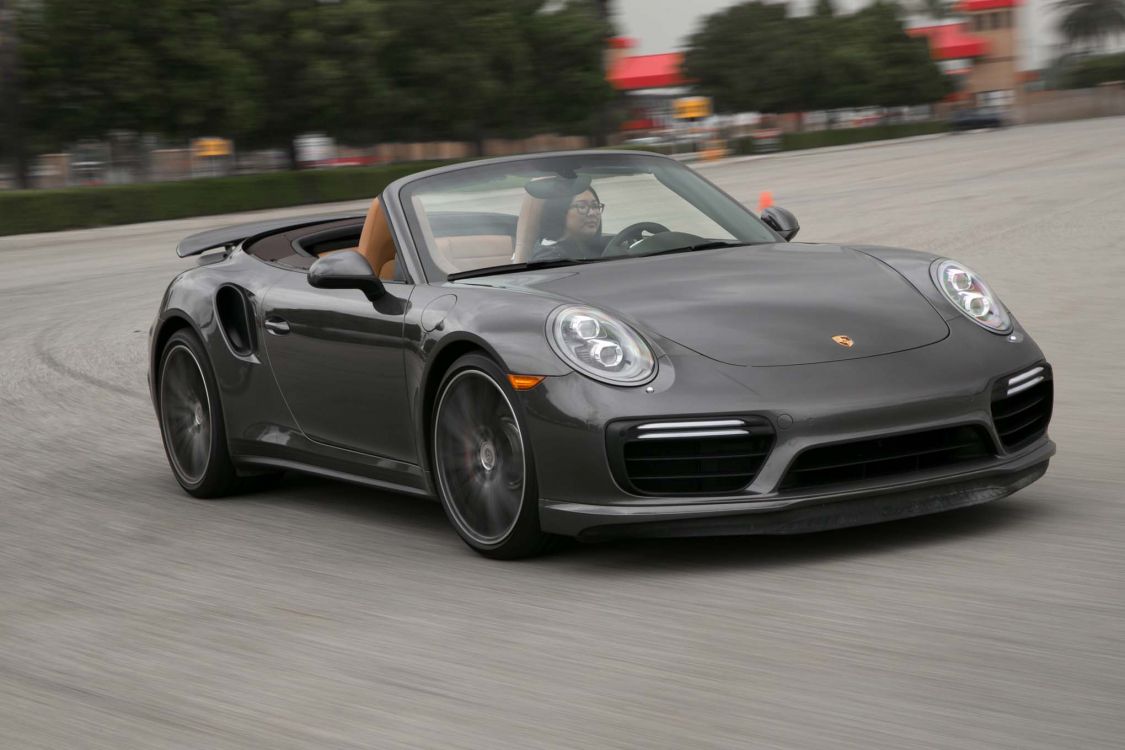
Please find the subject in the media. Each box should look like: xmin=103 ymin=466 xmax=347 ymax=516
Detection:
xmin=386 ymin=150 xmax=782 ymax=285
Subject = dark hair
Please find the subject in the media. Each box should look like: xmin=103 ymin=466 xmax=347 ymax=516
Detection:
xmin=540 ymin=186 xmax=601 ymax=241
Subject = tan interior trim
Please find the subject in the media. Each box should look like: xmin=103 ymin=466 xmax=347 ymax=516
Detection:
xmin=513 ymin=194 xmax=546 ymax=263
xmin=355 ymin=199 xmax=396 ymax=277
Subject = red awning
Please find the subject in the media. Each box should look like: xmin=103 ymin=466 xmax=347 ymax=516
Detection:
xmin=620 ymin=118 xmax=659 ymax=131
xmin=954 ymin=0 xmax=1020 ymax=11
xmin=907 ymin=23 xmax=989 ymax=61
xmin=608 ymin=53 xmax=689 ymax=91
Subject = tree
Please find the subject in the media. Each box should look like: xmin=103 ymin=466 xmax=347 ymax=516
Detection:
xmin=682 ymin=2 xmax=801 ymax=113
xmin=16 ymin=0 xmax=256 ymax=150
xmin=682 ymin=0 xmax=948 ymax=115
xmin=0 ymin=0 xmax=27 ymax=186
xmin=1055 ymin=0 xmax=1125 ymax=52
xmin=228 ymin=0 xmax=393 ymax=150
xmin=524 ymin=0 xmax=615 ymax=137
xmin=378 ymin=0 xmax=611 ymax=143
xmin=10 ymin=0 xmax=613 ymax=164
xmin=843 ymin=1 xmax=949 ymax=106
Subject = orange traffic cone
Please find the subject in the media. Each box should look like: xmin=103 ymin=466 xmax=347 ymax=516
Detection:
xmin=759 ymin=191 xmax=773 ymax=212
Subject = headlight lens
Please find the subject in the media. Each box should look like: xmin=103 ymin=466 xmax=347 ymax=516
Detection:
xmin=549 ymin=305 xmax=656 ymax=384
xmin=932 ymin=259 xmax=1012 ymax=333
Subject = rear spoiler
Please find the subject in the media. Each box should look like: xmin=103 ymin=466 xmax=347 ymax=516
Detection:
xmin=175 ymin=210 xmax=367 ymax=257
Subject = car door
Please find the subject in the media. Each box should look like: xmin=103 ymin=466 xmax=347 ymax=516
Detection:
xmin=260 ymin=270 xmax=416 ymax=462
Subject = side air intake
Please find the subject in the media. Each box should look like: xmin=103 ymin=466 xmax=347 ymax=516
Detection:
xmin=991 ymin=364 xmax=1053 ymax=451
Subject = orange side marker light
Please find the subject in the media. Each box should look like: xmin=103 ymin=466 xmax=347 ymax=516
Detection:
xmin=508 ymin=374 xmax=546 ymax=391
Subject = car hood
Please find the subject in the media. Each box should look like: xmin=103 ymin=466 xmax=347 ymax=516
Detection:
xmin=475 ymin=243 xmax=949 ymax=367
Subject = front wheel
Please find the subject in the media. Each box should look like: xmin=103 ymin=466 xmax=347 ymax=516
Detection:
xmin=431 ymin=354 xmax=554 ymax=559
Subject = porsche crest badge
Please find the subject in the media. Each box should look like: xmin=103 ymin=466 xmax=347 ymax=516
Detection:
xmin=832 ymin=335 xmax=854 ymax=348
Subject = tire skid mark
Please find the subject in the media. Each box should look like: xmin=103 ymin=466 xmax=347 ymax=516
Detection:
xmin=33 ymin=322 xmax=146 ymax=402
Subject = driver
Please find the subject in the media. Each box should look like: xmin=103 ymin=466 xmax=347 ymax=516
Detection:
xmin=531 ymin=187 xmax=606 ymax=262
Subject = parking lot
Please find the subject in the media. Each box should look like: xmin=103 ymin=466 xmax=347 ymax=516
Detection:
xmin=1 ymin=117 xmax=1123 ymax=749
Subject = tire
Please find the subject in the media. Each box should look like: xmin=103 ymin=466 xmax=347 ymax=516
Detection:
xmin=157 ymin=329 xmax=239 ymax=498
xmin=431 ymin=353 xmax=555 ymax=559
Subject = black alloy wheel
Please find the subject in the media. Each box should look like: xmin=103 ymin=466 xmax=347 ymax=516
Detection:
xmin=432 ymin=354 xmax=553 ymax=558
xmin=158 ymin=329 xmax=238 ymax=498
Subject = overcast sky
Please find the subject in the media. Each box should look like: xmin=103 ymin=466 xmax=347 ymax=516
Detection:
xmin=612 ymin=0 xmax=1066 ymax=70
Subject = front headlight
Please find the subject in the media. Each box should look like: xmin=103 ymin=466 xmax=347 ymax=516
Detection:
xmin=548 ymin=305 xmax=656 ymax=385
xmin=931 ymin=259 xmax=1012 ymax=333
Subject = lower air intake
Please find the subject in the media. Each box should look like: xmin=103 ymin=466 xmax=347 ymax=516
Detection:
xmin=607 ymin=417 xmax=775 ymax=496
xmin=781 ymin=424 xmax=995 ymax=491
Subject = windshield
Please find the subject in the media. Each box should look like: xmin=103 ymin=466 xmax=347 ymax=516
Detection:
xmin=399 ymin=153 xmax=779 ymax=282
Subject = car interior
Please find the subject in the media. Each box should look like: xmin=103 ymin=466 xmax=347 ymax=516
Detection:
xmin=244 ymin=196 xmax=538 ymax=280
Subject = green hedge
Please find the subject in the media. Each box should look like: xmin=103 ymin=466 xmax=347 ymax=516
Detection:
xmin=732 ymin=120 xmax=949 ymax=155
xmin=0 ymin=161 xmax=447 ymax=237
xmin=1061 ymin=53 xmax=1125 ymax=89
xmin=620 ymin=120 xmax=948 ymax=159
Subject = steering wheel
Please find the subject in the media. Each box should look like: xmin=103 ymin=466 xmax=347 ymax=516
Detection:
xmin=602 ymin=222 xmax=671 ymax=257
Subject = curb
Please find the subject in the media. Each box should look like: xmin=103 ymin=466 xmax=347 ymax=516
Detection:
xmin=691 ymin=132 xmax=951 ymax=170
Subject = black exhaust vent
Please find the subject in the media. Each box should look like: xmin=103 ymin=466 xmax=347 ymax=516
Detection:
xmin=607 ymin=417 xmax=775 ymax=496
xmin=991 ymin=364 xmax=1053 ymax=451
xmin=781 ymin=424 xmax=995 ymax=491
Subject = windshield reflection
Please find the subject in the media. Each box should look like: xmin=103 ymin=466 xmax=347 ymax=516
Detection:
xmin=401 ymin=154 xmax=778 ymax=282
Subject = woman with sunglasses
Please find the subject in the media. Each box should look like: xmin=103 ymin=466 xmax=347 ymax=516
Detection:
xmin=531 ymin=187 xmax=607 ymax=262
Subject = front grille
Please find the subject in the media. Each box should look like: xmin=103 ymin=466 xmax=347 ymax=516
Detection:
xmin=607 ymin=417 xmax=775 ymax=496
xmin=991 ymin=364 xmax=1053 ymax=451
xmin=780 ymin=425 xmax=995 ymax=491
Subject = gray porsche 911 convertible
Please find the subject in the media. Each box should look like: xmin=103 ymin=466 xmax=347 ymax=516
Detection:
xmin=150 ymin=151 xmax=1054 ymax=558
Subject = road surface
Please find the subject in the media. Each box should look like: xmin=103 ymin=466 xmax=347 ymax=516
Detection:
xmin=1 ymin=117 xmax=1123 ymax=749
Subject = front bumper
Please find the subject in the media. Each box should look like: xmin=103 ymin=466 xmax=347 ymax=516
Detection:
xmin=520 ymin=317 xmax=1054 ymax=539
xmin=541 ymin=439 xmax=1053 ymax=540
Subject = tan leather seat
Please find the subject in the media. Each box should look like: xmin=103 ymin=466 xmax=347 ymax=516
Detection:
xmin=435 ymin=235 xmax=514 ymax=272
xmin=512 ymin=193 xmax=546 ymax=263
xmin=356 ymin=198 xmax=398 ymax=280
xmin=314 ymin=199 xmax=397 ymax=280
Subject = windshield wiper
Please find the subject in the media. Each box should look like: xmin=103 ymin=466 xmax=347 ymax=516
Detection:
xmin=447 ymin=257 xmax=601 ymax=282
xmin=644 ymin=239 xmax=748 ymax=257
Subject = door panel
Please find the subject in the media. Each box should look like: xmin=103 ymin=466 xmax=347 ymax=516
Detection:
xmin=262 ymin=273 xmax=416 ymax=462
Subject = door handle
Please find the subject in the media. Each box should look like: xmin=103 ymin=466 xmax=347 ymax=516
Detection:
xmin=264 ymin=317 xmax=290 ymax=335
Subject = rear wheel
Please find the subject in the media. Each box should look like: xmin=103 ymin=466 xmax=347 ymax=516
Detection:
xmin=431 ymin=354 xmax=554 ymax=559
xmin=157 ymin=329 xmax=238 ymax=498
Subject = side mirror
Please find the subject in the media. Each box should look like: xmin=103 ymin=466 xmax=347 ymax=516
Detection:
xmin=761 ymin=206 xmax=800 ymax=241
xmin=308 ymin=250 xmax=384 ymax=301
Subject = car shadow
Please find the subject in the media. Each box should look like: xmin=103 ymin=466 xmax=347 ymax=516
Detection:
xmin=226 ymin=472 xmax=451 ymax=535
xmin=227 ymin=472 xmax=1051 ymax=572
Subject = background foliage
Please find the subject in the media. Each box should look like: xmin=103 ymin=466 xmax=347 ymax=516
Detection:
xmin=1056 ymin=51 xmax=1125 ymax=87
xmin=682 ymin=1 xmax=950 ymax=113
xmin=11 ymin=0 xmax=613 ymax=155
xmin=0 ymin=160 xmax=447 ymax=235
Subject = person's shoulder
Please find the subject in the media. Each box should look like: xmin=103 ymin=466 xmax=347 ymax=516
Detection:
xmin=531 ymin=239 xmax=569 ymax=262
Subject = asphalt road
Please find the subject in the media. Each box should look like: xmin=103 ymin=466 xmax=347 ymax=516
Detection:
xmin=2 ymin=117 xmax=1123 ymax=749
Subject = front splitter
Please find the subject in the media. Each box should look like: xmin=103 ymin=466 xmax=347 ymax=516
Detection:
xmin=540 ymin=441 xmax=1053 ymax=540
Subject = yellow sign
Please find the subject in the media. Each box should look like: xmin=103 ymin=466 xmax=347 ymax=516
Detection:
xmin=193 ymin=137 xmax=232 ymax=158
xmin=673 ymin=96 xmax=712 ymax=120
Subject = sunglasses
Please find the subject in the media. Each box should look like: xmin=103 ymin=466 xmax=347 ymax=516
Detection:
xmin=570 ymin=201 xmax=606 ymax=216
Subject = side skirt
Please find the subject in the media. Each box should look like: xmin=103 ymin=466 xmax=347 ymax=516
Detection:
xmin=234 ymin=454 xmax=437 ymax=500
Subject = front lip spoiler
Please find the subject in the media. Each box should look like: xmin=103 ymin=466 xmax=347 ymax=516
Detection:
xmin=540 ymin=439 xmax=1055 ymax=540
